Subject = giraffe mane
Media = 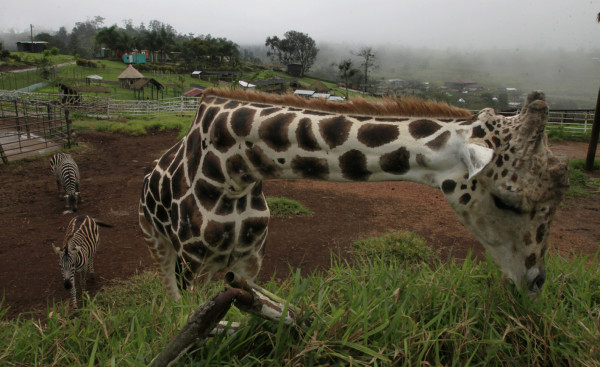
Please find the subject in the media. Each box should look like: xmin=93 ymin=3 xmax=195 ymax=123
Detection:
xmin=201 ymin=87 xmax=473 ymax=118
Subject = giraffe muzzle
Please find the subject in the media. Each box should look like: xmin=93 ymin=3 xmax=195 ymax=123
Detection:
xmin=527 ymin=268 xmax=546 ymax=296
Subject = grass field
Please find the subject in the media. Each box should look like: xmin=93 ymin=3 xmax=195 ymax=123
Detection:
xmin=1 ymin=234 xmax=598 ymax=366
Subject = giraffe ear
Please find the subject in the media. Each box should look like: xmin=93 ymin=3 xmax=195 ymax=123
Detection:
xmin=461 ymin=143 xmax=493 ymax=180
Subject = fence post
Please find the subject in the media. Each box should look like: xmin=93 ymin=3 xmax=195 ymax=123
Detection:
xmin=0 ymin=142 xmax=8 ymax=165
xmin=65 ymin=109 xmax=72 ymax=149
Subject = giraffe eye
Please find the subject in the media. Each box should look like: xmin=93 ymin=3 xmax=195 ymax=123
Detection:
xmin=492 ymin=194 xmax=523 ymax=214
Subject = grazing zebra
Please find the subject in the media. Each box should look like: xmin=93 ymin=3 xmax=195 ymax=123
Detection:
xmin=50 ymin=153 xmax=81 ymax=212
xmin=52 ymin=215 xmax=112 ymax=309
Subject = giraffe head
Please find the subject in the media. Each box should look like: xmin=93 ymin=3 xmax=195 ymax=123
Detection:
xmin=443 ymin=91 xmax=569 ymax=296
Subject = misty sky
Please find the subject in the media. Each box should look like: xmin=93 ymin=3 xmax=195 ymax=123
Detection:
xmin=1 ymin=0 xmax=598 ymax=50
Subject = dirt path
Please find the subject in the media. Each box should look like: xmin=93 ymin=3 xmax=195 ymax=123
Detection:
xmin=0 ymin=131 xmax=598 ymax=319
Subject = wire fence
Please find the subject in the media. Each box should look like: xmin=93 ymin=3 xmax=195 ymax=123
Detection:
xmin=0 ymin=90 xmax=200 ymax=118
xmin=0 ymin=98 xmax=74 ymax=164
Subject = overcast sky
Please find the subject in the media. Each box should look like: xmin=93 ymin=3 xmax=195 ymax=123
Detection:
xmin=1 ymin=0 xmax=598 ymax=50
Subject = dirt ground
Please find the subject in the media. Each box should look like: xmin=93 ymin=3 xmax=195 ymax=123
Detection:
xmin=0 ymin=130 xmax=598 ymax=320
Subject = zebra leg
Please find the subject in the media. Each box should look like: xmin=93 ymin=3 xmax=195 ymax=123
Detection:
xmin=139 ymin=208 xmax=181 ymax=301
xmin=70 ymin=275 xmax=78 ymax=310
xmin=88 ymin=256 xmax=95 ymax=282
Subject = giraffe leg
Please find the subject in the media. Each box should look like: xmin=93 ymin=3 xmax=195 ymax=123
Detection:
xmin=139 ymin=207 xmax=181 ymax=301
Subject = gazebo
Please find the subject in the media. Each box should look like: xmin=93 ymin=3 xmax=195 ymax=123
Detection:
xmin=131 ymin=78 xmax=164 ymax=100
xmin=118 ymin=65 xmax=145 ymax=89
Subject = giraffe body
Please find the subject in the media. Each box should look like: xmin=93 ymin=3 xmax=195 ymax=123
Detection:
xmin=139 ymin=89 xmax=568 ymax=300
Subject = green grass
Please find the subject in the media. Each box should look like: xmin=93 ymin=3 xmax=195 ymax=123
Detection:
xmin=266 ymin=197 xmax=313 ymax=218
xmin=567 ymin=159 xmax=600 ymax=197
xmin=2 ymin=232 xmax=599 ymax=366
xmin=72 ymin=114 xmax=192 ymax=139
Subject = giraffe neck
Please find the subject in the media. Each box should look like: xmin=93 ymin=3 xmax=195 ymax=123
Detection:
xmin=196 ymin=96 xmax=488 ymax=194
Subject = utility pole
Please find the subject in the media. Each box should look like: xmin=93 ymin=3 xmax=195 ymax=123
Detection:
xmin=30 ymin=24 xmax=33 ymax=52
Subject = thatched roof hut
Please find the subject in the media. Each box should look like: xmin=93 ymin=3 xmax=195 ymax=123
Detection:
xmin=118 ymin=65 xmax=145 ymax=89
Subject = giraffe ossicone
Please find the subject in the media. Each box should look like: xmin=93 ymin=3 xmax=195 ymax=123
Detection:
xmin=139 ymin=88 xmax=569 ymax=300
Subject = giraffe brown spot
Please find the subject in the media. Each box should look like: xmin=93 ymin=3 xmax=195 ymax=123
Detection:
xmin=211 ymin=112 xmax=236 ymax=153
xmin=246 ymin=146 xmax=282 ymax=178
xmin=470 ymin=125 xmax=486 ymax=138
xmin=236 ymin=196 xmax=248 ymax=213
xmin=340 ymin=149 xmax=370 ymax=181
xmin=224 ymin=101 xmax=241 ymax=109
xmin=202 ymin=106 xmax=220 ymax=134
xmin=183 ymin=241 xmax=213 ymax=263
xmin=425 ymin=131 xmax=451 ymax=151
xmin=441 ymin=179 xmax=456 ymax=194
xmin=157 ymin=140 xmax=182 ymax=171
xmin=231 ymin=107 xmax=256 ymax=137
xmin=250 ymin=182 xmax=267 ymax=211
xmin=214 ymin=98 xmax=228 ymax=105
xmin=259 ymin=113 xmax=295 ymax=152
xmin=305 ymin=110 xmax=332 ymax=116
xmin=380 ymin=147 xmax=410 ymax=175
xmin=239 ymin=217 xmax=269 ymax=247
xmin=523 ymin=232 xmax=533 ymax=246
xmin=536 ymin=224 xmax=546 ymax=244
xmin=202 ymin=151 xmax=225 ymax=183
xmin=416 ymin=153 xmax=429 ymax=167
xmin=297 ymin=118 xmax=321 ymax=152
xmin=169 ymin=203 xmax=179 ymax=232
xmin=459 ymin=193 xmax=471 ymax=205
xmin=185 ymin=128 xmax=202 ymax=181
xmin=145 ymin=193 xmax=156 ymax=214
xmin=194 ymin=179 xmax=222 ymax=211
xmin=168 ymin=148 xmax=184 ymax=176
xmin=179 ymin=194 xmax=203 ymax=239
xmin=160 ymin=175 xmax=172 ymax=208
xmin=319 ymin=116 xmax=353 ymax=149
xmin=155 ymin=204 xmax=169 ymax=223
xmin=152 ymin=217 xmax=166 ymax=236
xmin=374 ymin=117 xmax=410 ymax=122
xmin=250 ymin=103 xmax=270 ymax=109
xmin=495 ymin=155 xmax=504 ymax=167
xmin=350 ymin=115 xmax=373 ymax=122
xmin=491 ymin=136 xmax=501 ymax=148
xmin=291 ymin=156 xmax=329 ymax=180
xmin=525 ymin=253 xmax=537 ymax=269
xmin=408 ymin=119 xmax=442 ymax=139
xmin=226 ymin=154 xmax=255 ymax=185
xmin=357 ymin=123 xmax=399 ymax=148
xmin=260 ymin=107 xmax=283 ymax=116
xmin=215 ymin=196 xmax=235 ymax=216
xmin=149 ymin=170 xmax=162 ymax=198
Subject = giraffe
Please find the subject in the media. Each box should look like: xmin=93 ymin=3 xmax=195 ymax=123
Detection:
xmin=139 ymin=88 xmax=569 ymax=300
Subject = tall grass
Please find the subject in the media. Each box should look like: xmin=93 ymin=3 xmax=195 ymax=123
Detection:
xmin=2 ymin=232 xmax=599 ymax=366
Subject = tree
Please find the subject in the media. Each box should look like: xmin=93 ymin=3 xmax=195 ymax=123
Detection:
xmin=94 ymin=25 xmax=121 ymax=57
xmin=265 ymin=30 xmax=318 ymax=77
xmin=355 ymin=47 xmax=377 ymax=93
xmin=334 ymin=59 xmax=359 ymax=99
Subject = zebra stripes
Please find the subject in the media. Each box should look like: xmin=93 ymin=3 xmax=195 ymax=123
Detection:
xmin=50 ymin=153 xmax=81 ymax=212
xmin=52 ymin=215 xmax=112 ymax=309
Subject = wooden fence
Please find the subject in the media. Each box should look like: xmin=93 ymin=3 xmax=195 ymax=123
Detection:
xmin=0 ymin=91 xmax=200 ymax=117
xmin=0 ymin=90 xmax=595 ymax=137
xmin=0 ymin=98 xmax=74 ymax=164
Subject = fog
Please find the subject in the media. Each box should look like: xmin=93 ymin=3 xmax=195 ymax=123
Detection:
xmin=1 ymin=1 xmax=599 ymax=107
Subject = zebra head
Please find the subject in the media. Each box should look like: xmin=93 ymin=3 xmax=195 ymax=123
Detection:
xmin=52 ymin=243 xmax=81 ymax=289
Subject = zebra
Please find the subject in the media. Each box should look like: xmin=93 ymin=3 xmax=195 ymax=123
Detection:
xmin=50 ymin=153 xmax=81 ymax=212
xmin=52 ymin=215 xmax=112 ymax=309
